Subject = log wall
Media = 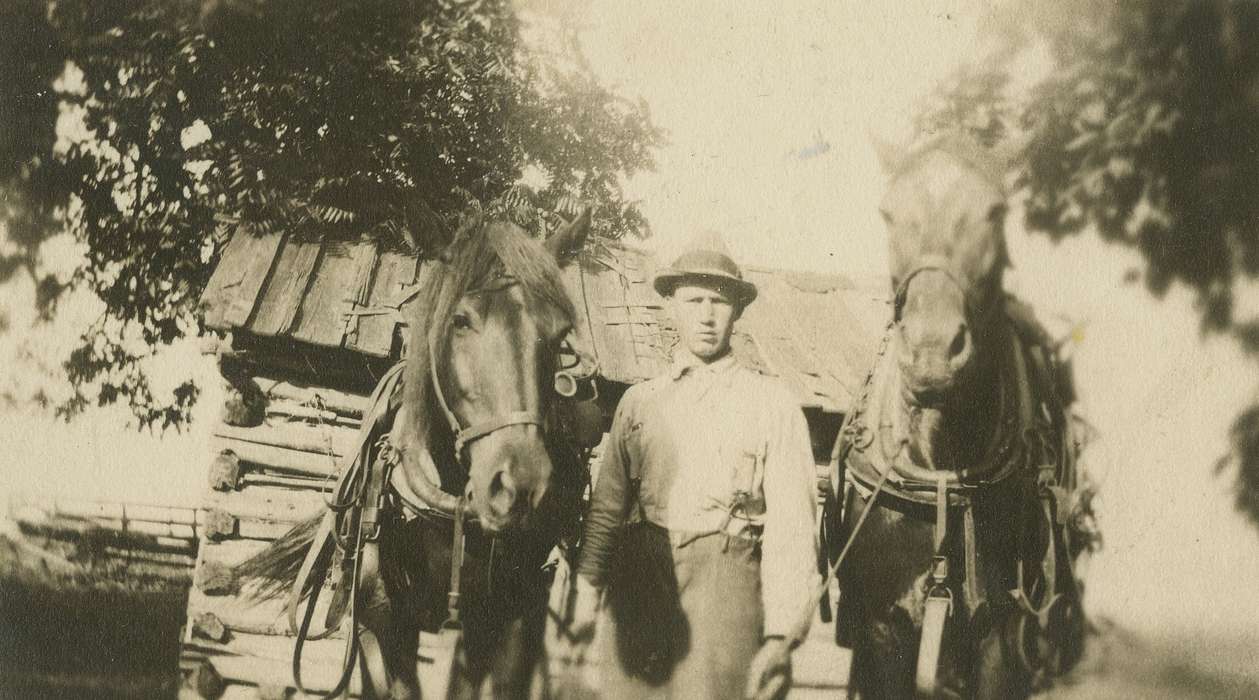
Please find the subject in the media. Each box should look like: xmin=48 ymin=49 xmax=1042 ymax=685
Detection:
xmin=176 ymin=367 xmax=464 ymax=699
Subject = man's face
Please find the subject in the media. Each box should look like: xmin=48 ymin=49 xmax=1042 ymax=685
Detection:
xmin=669 ymin=282 xmax=739 ymax=360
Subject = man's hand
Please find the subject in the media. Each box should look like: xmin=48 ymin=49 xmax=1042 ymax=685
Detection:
xmin=744 ymin=636 xmax=792 ymax=700
xmin=555 ymin=574 xmax=602 ymax=669
xmin=566 ymin=575 xmax=601 ymax=641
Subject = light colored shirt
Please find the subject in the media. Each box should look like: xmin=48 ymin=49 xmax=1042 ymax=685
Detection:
xmin=577 ymin=350 xmax=821 ymax=637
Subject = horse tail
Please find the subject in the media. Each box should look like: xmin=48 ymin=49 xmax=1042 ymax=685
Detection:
xmin=233 ymin=510 xmax=328 ymax=600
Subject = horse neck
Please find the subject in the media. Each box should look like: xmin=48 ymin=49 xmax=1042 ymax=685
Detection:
xmin=885 ymin=320 xmax=1008 ymax=474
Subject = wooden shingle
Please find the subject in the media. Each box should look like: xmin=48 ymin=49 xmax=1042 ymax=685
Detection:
xmin=249 ymin=237 xmax=324 ymax=337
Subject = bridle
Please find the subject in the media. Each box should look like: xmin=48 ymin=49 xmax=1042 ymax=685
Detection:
xmin=893 ymin=255 xmax=967 ymax=323
xmin=427 ymin=275 xmax=599 ymax=461
xmin=893 ymin=253 xmax=1000 ymax=329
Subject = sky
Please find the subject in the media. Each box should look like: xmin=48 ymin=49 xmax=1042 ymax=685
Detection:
xmin=2 ymin=0 xmax=1259 ymax=656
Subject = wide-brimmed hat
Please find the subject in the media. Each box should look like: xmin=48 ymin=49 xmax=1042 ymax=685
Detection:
xmin=652 ymin=231 xmax=758 ymax=306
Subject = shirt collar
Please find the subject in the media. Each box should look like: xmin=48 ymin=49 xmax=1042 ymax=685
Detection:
xmin=669 ymin=349 xmax=739 ymax=380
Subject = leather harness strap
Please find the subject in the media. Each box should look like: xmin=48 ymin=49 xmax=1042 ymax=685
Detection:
xmin=427 ymin=317 xmax=544 ymax=460
xmin=446 ymin=498 xmax=468 ymax=628
xmin=894 ymin=255 xmax=964 ymax=321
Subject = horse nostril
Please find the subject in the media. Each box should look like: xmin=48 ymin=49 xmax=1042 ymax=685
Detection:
xmin=488 ymin=470 xmax=516 ymax=513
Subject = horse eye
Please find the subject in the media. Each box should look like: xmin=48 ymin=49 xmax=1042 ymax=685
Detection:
xmin=451 ymin=312 xmax=473 ymax=331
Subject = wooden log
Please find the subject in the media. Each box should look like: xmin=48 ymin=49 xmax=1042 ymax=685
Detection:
xmin=189 ymin=658 xmax=226 ymax=699
xmin=254 ymin=683 xmax=292 ymax=700
xmin=227 ymin=333 xmax=392 ymax=395
xmin=214 ymin=438 xmax=341 ymax=479
xmin=203 ymin=486 xmax=325 ymax=523
xmin=264 ymin=400 xmax=360 ymax=428
xmin=182 ymin=629 xmax=451 ymax=695
xmin=197 ymin=560 xmax=238 ymax=596
xmin=192 ymin=612 xmax=230 ymax=643
xmin=239 ymin=472 xmax=333 ymax=492
xmin=204 ymin=509 xmax=238 ymax=541
xmin=253 ymin=377 xmax=370 ymax=418
xmin=213 ymin=422 xmax=357 ymax=460
xmin=210 ymin=450 xmax=243 ymax=491
xmin=185 ymin=587 xmax=343 ymax=639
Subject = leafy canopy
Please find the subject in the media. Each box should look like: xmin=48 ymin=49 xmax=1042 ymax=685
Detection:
xmin=0 ymin=0 xmax=661 ymax=429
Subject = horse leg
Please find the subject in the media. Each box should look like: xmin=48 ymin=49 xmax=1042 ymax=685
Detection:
xmin=972 ymin=615 xmax=1028 ymax=700
xmin=358 ymin=541 xmax=422 ymax=699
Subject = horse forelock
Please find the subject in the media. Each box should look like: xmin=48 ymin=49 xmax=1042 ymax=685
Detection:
xmin=484 ymin=222 xmax=576 ymax=328
xmin=884 ymin=136 xmax=1010 ymax=289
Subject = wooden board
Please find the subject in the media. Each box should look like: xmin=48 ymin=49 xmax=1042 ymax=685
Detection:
xmin=250 ymin=238 xmax=325 ymax=337
xmin=202 ymin=228 xmax=287 ymax=330
xmin=291 ymin=239 xmax=369 ymax=348
xmin=586 ymin=262 xmax=647 ymax=383
xmin=342 ymin=239 xmax=382 ymax=350
xmin=349 ymin=250 xmax=419 ymax=357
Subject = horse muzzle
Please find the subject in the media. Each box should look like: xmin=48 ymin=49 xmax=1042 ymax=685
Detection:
xmin=464 ymin=429 xmax=552 ymax=533
xmin=897 ymin=318 xmax=974 ymax=405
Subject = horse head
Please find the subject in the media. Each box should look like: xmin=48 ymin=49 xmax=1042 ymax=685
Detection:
xmin=394 ymin=208 xmax=591 ymax=534
xmin=874 ymin=132 xmax=1016 ymax=406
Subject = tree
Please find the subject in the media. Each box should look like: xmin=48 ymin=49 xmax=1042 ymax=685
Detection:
xmin=0 ymin=0 xmax=661 ymax=429
xmin=914 ymin=0 xmax=1259 ymax=528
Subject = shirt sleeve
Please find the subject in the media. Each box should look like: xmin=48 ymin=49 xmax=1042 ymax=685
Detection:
xmin=575 ymin=386 xmax=637 ymax=587
xmin=759 ymin=383 xmax=822 ymax=639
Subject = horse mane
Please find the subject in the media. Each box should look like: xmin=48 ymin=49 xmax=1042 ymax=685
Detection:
xmin=400 ymin=214 xmax=576 ymax=475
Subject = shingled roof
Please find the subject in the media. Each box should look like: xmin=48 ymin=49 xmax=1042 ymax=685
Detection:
xmin=200 ymin=229 xmax=890 ymax=413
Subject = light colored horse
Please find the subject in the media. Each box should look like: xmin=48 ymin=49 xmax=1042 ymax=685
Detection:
xmin=832 ymin=133 xmax=1084 ymax=699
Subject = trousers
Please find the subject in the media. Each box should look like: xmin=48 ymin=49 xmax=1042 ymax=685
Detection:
xmin=599 ymin=530 xmax=764 ymax=700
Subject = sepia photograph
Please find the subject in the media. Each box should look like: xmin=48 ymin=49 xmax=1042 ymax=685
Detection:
xmin=3 ymin=1 xmax=1259 ymax=698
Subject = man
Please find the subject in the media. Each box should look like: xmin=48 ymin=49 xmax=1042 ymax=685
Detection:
xmin=568 ymin=232 xmax=820 ymax=700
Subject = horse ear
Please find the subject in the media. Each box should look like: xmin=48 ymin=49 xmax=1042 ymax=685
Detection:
xmin=869 ymin=131 xmax=909 ymax=175
xmin=545 ymin=206 xmax=592 ymax=264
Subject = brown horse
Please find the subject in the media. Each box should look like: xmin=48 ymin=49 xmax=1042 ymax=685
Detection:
xmin=831 ymin=134 xmax=1085 ymax=699
xmin=237 ymin=209 xmax=596 ymax=698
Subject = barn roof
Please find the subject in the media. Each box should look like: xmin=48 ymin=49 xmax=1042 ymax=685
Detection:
xmin=201 ymin=230 xmax=890 ymax=413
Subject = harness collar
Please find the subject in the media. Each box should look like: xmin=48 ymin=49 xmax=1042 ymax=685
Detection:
xmin=845 ymin=318 xmax=1035 ymax=504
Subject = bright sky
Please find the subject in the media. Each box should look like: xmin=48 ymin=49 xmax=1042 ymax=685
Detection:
xmin=2 ymin=0 xmax=1258 ymax=656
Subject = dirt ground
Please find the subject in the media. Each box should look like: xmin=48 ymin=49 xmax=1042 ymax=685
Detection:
xmin=0 ymin=534 xmax=190 ymax=699
xmin=3 ymin=531 xmax=1257 ymax=699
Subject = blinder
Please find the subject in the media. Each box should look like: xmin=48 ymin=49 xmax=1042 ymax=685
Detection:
xmin=554 ymin=339 xmax=600 ymax=402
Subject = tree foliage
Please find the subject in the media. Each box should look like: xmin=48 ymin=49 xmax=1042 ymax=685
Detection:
xmin=0 ymin=0 xmax=661 ymax=429
xmin=916 ymin=0 xmax=1259 ymax=528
